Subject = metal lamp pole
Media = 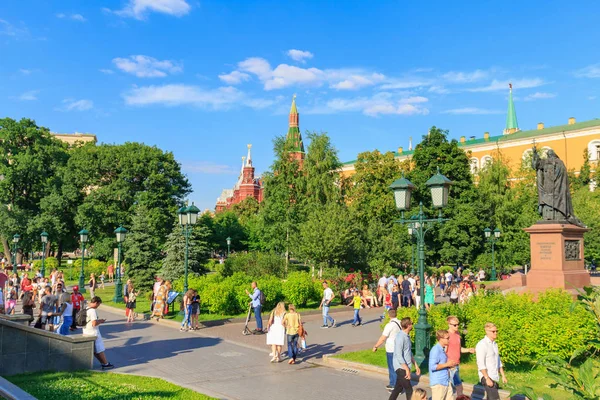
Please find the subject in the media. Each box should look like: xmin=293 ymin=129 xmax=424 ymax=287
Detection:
xmin=226 ymin=237 xmax=231 ymax=257
xmin=113 ymin=225 xmax=127 ymax=303
xmin=40 ymin=231 xmax=48 ymax=277
xmin=12 ymin=234 xmax=20 ymax=275
xmin=484 ymin=228 xmax=501 ymax=281
xmin=178 ymin=203 xmax=200 ymax=295
xmin=78 ymin=229 xmax=89 ymax=294
xmin=390 ymin=168 xmax=452 ymax=369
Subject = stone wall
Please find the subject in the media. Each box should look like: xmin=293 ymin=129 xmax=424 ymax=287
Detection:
xmin=0 ymin=316 xmax=96 ymax=376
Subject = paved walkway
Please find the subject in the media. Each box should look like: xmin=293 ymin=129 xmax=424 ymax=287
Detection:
xmin=98 ymin=305 xmax=423 ymax=400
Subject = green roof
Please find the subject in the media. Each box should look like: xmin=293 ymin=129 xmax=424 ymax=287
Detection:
xmin=341 ymin=118 xmax=600 ymax=167
xmin=290 ymin=95 xmax=298 ymax=115
xmin=286 ymin=126 xmax=305 ymax=153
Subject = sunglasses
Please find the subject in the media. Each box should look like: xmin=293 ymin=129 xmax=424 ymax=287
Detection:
xmin=488 ymin=330 xmax=498 ymax=333
xmin=449 ymin=323 xmax=459 ymax=326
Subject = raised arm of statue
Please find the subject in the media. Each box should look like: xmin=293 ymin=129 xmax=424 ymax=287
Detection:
xmin=531 ymin=146 xmax=540 ymax=170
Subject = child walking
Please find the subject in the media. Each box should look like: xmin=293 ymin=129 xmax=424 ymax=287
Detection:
xmin=351 ymin=289 xmax=362 ymax=327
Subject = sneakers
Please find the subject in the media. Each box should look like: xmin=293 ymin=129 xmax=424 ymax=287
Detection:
xmin=331 ymin=319 xmax=336 ymax=328
xmin=320 ymin=325 xmax=329 ymax=329
xmin=101 ymin=363 xmax=114 ymax=370
xmin=386 ymin=385 xmax=394 ymax=392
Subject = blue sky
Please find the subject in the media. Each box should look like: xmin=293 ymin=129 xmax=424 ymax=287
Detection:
xmin=2 ymin=0 xmax=600 ymax=210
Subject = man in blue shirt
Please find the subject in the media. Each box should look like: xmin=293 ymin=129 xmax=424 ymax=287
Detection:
xmin=389 ymin=317 xmax=421 ymax=400
xmin=245 ymin=282 xmax=263 ymax=333
xmin=429 ymin=330 xmax=458 ymax=400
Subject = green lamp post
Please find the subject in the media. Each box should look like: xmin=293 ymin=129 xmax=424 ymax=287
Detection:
xmin=484 ymin=227 xmax=501 ymax=281
xmin=178 ymin=202 xmax=200 ymax=295
xmin=113 ymin=225 xmax=128 ymax=303
xmin=12 ymin=234 xmax=20 ymax=275
xmin=408 ymin=215 xmax=418 ymax=275
xmin=40 ymin=231 xmax=49 ymax=277
xmin=226 ymin=237 xmax=231 ymax=257
xmin=390 ymin=168 xmax=452 ymax=369
xmin=78 ymin=229 xmax=89 ymax=294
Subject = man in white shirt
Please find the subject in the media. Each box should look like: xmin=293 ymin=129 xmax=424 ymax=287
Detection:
xmin=83 ymin=296 xmax=114 ymax=370
xmin=372 ymin=309 xmax=402 ymax=392
xmin=478 ymin=268 xmax=486 ymax=282
xmin=319 ymin=281 xmax=336 ymax=328
xmin=476 ymin=322 xmax=507 ymax=400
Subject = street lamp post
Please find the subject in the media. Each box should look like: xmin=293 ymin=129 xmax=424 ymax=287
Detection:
xmin=40 ymin=231 xmax=48 ymax=277
xmin=113 ymin=225 xmax=128 ymax=303
xmin=484 ymin=227 xmax=501 ymax=281
xmin=178 ymin=202 xmax=200 ymax=294
xmin=78 ymin=229 xmax=89 ymax=294
xmin=12 ymin=234 xmax=20 ymax=275
xmin=226 ymin=237 xmax=231 ymax=257
xmin=390 ymin=168 xmax=453 ymax=369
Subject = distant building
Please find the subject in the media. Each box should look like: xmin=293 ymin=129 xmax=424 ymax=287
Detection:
xmin=340 ymin=84 xmax=599 ymax=183
xmin=51 ymin=132 xmax=97 ymax=146
xmin=215 ymin=96 xmax=305 ymax=212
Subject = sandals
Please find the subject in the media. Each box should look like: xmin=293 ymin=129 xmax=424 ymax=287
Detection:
xmin=288 ymin=359 xmax=295 ymax=365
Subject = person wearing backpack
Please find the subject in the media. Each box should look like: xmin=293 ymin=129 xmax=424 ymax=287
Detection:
xmin=245 ymin=281 xmax=264 ymax=333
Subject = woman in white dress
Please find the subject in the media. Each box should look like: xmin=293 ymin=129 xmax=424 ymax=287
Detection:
xmin=266 ymin=301 xmax=286 ymax=363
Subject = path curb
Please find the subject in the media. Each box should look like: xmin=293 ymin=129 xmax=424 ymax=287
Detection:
xmin=321 ymin=355 xmax=513 ymax=400
xmin=0 ymin=376 xmax=38 ymax=400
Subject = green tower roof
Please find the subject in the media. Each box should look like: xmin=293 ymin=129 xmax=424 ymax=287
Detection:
xmin=505 ymin=84 xmax=518 ymax=132
xmin=290 ymin=94 xmax=298 ymax=114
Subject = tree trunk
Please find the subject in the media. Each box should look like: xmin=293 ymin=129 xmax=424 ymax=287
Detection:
xmin=1 ymin=237 xmax=10 ymax=261
xmin=16 ymin=249 xmax=23 ymax=265
xmin=56 ymin=240 xmax=63 ymax=263
xmin=319 ymin=265 xmax=323 ymax=279
xmin=285 ymin=228 xmax=289 ymax=277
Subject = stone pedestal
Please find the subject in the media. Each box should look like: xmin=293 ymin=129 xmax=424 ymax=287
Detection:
xmin=523 ymin=223 xmax=591 ymax=292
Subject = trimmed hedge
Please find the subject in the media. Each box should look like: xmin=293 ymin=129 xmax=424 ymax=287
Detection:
xmin=382 ymin=289 xmax=598 ymax=365
xmin=32 ymin=257 xmax=59 ymax=271
xmin=173 ymin=271 xmax=321 ymax=315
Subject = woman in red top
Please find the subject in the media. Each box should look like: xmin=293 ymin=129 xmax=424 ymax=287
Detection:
xmin=70 ymin=286 xmax=85 ymax=331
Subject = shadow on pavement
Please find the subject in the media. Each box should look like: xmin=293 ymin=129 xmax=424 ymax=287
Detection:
xmin=299 ymin=341 xmax=343 ymax=361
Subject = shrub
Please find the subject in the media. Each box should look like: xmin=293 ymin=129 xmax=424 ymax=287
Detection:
xmin=33 ymin=257 xmax=59 ymax=271
xmin=218 ymin=251 xmax=284 ymax=278
xmin=201 ymin=279 xmax=239 ymax=315
xmin=73 ymin=258 xmax=106 ymax=278
xmin=257 ymin=275 xmax=284 ymax=311
xmin=282 ymin=272 xmax=320 ymax=307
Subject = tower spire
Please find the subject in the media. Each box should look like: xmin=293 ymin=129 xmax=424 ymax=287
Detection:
xmin=246 ymin=144 xmax=252 ymax=166
xmin=504 ymin=83 xmax=519 ymax=134
xmin=286 ymin=95 xmax=305 ymax=159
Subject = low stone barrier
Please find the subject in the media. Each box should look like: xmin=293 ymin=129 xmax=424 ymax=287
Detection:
xmin=0 ymin=315 xmax=96 ymax=376
xmin=0 ymin=376 xmax=37 ymax=399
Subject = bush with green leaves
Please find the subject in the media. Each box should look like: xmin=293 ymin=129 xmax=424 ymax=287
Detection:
xmin=257 ymin=274 xmax=284 ymax=311
xmin=32 ymin=256 xmax=59 ymax=272
xmin=282 ymin=271 xmax=321 ymax=307
xmin=72 ymin=258 xmax=106 ymax=278
xmin=218 ymin=251 xmax=284 ymax=278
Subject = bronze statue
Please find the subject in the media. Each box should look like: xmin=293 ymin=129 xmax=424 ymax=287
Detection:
xmin=531 ymin=145 xmax=585 ymax=227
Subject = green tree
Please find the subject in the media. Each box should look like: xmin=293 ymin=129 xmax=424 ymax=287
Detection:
xmin=572 ymin=187 xmax=600 ymax=262
xmin=212 ymin=211 xmax=247 ymax=253
xmin=160 ymin=220 xmax=212 ymax=282
xmin=124 ymin=205 xmax=163 ymax=291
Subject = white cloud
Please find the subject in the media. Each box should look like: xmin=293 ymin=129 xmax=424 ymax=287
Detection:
xmin=0 ymin=19 xmax=29 ymax=38
xmin=122 ymin=84 xmax=276 ymax=110
xmin=379 ymin=78 xmax=433 ymax=90
xmin=110 ymin=0 xmax=191 ymax=20
xmin=428 ymin=85 xmax=450 ymax=94
xmin=56 ymin=13 xmax=87 ymax=22
xmin=112 ymin=55 xmax=182 ymax=78
xmin=182 ymin=161 xmax=238 ymax=175
xmin=58 ymin=99 xmax=94 ymax=112
xmin=588 ymin=96 xmax=596 ymax=100
xmin=442 ymin=69 xmax=488 ymax=83
xmin=19 ymin=68 xmax=32 ymax=75
xmin=309 ymin=93 xmax=429 ymax=117
xmin=235 ymin=56 xmax=386 ymax=91
xmin=218 ymin=70 xmax=250 ymax=85
xmin=441 ymin=107 xmax=502 ymax=115
xmin=18 ymin=90 xmax=38 ymax=101
xmin=467 ymin=78 xmax=545 ymax=92
xmin=287 ymin=49 xmax=314 ymax=63
xmin=524 ymin=92 xmax=556 ymax=101
xmin=99 ymin=69 xmax=114 ymax=74
xmin=575 ymin=63 xmax=600 ymax=78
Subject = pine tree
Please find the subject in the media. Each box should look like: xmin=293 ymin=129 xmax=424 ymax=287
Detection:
xmin=124 ymin=205 xmax=163 ymax=292
xmin=160 ymin=220 xmax=211 ymax=282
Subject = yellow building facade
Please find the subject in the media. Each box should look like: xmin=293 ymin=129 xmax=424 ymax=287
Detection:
xmin=340 ymin=86 xmax=600 ymax=180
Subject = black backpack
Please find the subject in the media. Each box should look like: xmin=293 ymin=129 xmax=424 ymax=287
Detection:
xmin=259 ymin=290 xmax=266 ymax=306
xmin=76 ymin=306 xmax=88 ymax=326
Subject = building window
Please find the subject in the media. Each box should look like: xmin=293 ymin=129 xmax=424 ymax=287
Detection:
xmin=481 ymin=155 xmax=493 ymax=168
xmin=469 ymin=157 xmax=479 ymax=174
xmin=588 ymin=140 xmax=600 ymax=161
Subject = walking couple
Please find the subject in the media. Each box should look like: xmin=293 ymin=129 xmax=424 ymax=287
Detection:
xmin=266 ymin=302 xmax=305 ymax=365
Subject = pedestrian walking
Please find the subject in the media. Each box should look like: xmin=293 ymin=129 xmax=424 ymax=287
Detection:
xmin=180 ymin=289 xmax=193 ymax=331
xmin=70 ymin=286 xmax=84 ymax=331
xmin=351 ymin=289 xmax=362 ymax=326
xmin=191 ymin=290 xmax=200 ymax=329
xmin=377 ymin=274 xmax=388 ymax=305
xmin=5 ymin=281 xmax=17 ymax=315
xmin=424 ymin=278 xmax=435 ymax=310
xmin=83 ymin=296 xmax=114 ymax=370
xmin=447 ymin=316 xmax=475 ymax=397
xmin=372 ymin=309 xmax=402 ymax=392
xmin=389 ymin=317 xmax=420 ymax=400
xmin=319 ymin=281 xmax=336 ymax=328
xmin=283 ymin=303 xmax=302 ymax=364
xmin=55 ymin=295 xmax=74 ymax=336
xmin=245 ymin=281 xmax=263 ymax=333
xmin=476 ymin=322 xmax=507 ymax=400
xmin=266 ymin=301 xmax=286 ymax=362
xmin=151 ymin=280 xmax=168 ymax=321
xmin=107 ymin=264 xmax=114 ymax=283
xmin=429 ymin=330 xmax=458 ymax=400
xmin=88 ymin=273 xmax=97 ymax=299
xmin=401 ymin=276 xmax=412 ymax=308
xmin=125 ymin=280 xmax=137 ymax=323
xmin=39 ymin=286 xmax=58 ymax=331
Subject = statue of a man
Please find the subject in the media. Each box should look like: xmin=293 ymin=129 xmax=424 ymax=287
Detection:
xmin=531 ymin=146 xmax=585 ymax=227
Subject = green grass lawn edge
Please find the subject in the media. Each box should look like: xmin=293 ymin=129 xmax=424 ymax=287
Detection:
xmin=6 ymin=371 xmax=216 ymax=400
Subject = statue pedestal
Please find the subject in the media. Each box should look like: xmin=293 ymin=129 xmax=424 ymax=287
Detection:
xmin=523 ymin=223 xmax=591 ymax=293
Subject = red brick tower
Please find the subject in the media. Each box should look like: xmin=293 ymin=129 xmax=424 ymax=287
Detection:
xmin=238 ymin=144 xmax=262 ymax=202
xmin=287 ymin=95 xmax=305 ymax=166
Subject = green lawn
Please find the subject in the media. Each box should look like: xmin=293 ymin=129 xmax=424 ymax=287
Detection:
xmin=334 ymin=349 xmax=575 ymax=399
xmin=7 ymin=371 xmax=215 ymax=400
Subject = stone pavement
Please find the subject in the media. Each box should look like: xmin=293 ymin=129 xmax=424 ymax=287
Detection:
xmin=98 ymin=305 xmax=430 ymax=400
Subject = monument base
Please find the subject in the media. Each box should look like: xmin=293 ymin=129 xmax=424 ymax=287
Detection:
xmin=523 ymin=223 xmax=591 ymax=293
